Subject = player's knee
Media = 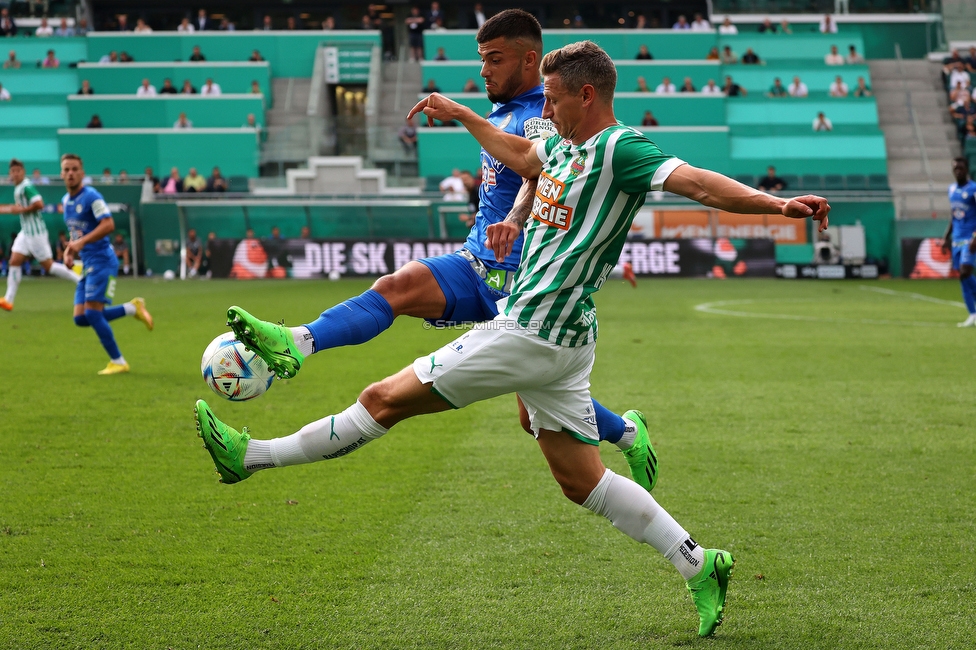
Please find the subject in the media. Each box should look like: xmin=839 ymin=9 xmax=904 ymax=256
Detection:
xmin=74 ymin=314 xmax=89 ymax=327
xmin=360 ymin=379 xmax=397 ymax=414
xmin=554 ymin=476 xmax=593 ymax=505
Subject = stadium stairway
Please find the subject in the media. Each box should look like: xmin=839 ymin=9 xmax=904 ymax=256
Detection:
xmin=262 ymin=77 xmax=329 ymax=174
xmin=371 ymin=58 xmax=422 ymax=176
xmin=871 ymin=59 xmax=956 ymax=219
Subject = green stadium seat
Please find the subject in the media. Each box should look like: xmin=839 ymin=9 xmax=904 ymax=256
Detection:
xmin=823 ymin=174 xmax=845 ymax=191
xmin=801 ymin=175 xmax=823 ymax=191
xmin=735 ymin=174 xmax=756 ymax=187
xmin=845 ymin=174 xmax=867 ymax=191
xmin=868 ymin=174 xmax=890 ymax=191
xmin=781 ymin=174 xmax=799 ymax=191
xmin=228 ymin=176 xmax=250 ymax=192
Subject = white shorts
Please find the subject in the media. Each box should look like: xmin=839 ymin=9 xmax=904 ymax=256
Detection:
xmin=11 ymin=231 xmax=53 ymax=262
xmin=413 ymin=316 xmax=599 ymax=443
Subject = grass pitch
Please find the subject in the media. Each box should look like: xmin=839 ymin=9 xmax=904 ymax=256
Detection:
xmin=1 ymin=277 xmax=972 ymax=649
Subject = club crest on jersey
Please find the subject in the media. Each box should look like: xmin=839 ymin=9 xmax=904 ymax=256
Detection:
xmin=75 ymin=204 xmax=83 ymax=213
xmin=481 ymin=154 xmax=505 ymax=187
xmin=531 ymin=172 xmax=573 ymax=230
xmin=570 ymin=151 xmax=587 ymax=177
xmin=497 ymin=112 xmax=513 ymax=129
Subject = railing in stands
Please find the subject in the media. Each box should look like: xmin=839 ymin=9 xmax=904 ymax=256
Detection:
xmin=895 ymin=42 xmax=937 ymax=219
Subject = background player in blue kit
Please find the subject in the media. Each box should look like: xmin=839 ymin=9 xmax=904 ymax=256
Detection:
xmin=60 ymin=154 xmax=154 ymax=374
xmin=943 ymin=157 xmax=976 ymax=328
xmin=226 ymin=10 xmax=658 ymax=491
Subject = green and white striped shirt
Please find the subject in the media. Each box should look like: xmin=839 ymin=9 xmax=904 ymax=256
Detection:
xmin=14 ymin=179 xmax=46 ymax=237
xmin=501 ymin=125 xmax=684 ymax=347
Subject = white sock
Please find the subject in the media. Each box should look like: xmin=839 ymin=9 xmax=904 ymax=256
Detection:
xmin=48 ymin=262 xmax=80 ymax=284
xmin=615 ymin=419 xmax=638 ymax=450
xmin=123 ymin=302 xmax=136 ymax=316
xmin=290 ymin=326 xmax=316 ymax=357
xmin=5 ymin=266 xmax=21 ymax=302
xmin=582 ymin=469 xmax=706 ymax=580
xmin=243 ymin=401 xmax=388 ymax=473
xmin=111 ymin=355 xmax=127 ymax=365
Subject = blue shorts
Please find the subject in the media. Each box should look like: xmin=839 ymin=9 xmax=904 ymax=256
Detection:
xmin=75 ymin=256 xmax=119 ymax=305
xmin=419 ymin=251 xmax=511 ymax=326
xmin=952 ymin=242 xmax=976 ymax=270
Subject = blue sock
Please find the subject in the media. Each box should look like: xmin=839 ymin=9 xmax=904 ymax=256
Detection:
xmin=85 ymin=309 xmax=122 ymax=359
xmin=103 ymin=305 xmax=127 ymax=321
xmin=305 ymin=289 xmax=395 ymax=353
xmin=593 ymin=399 xmax=626 ymax=443
xmin=74 ymin=313 xmax=89 ymax=327
xmin=962 ymin=276 xmax=976 ymax=314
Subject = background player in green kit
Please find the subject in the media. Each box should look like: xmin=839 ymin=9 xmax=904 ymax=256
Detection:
xmin=0 ymin=158 xmax=79 ymax=311
xmin=196 ymin=41 xmax=829 ymax=638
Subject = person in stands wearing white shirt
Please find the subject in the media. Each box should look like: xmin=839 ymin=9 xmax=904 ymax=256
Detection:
xmin=177 ymin=18 xmax=195 ymax=33
xmin=825 ymin=45 xmax=844 ymax=65
xmin=788 ymin=76 xmax=809 ymax=98
xmin=846 ymin=45 xmax=864 ymax=64
xmin=439 ymin=169 xmax=467 ymax=202
xmin=949 ymin=63 xmax=971 ymax=91
xmin=700 ymin=79 xmax=722 ymax=95
xmin=136 ymin=79 xmax=157 ymax=97
xmin=828 ymin=76 xmax=849 ymax=98
xmin=819 ymin=14 xmax=838 ymax=34
xmin=690 ymin=13 xmax=711 ymax=31
xmin=813 ymin=112 xmax=833 ymax=132
xmin=134 ymin=18 xmax=153 ymax=33
xmin=655 ymin=76 xmax=676 ymax=93
xmin=35 ymin=17 xmax=53 ymax=37
xmin=0 ymin=83 xmax=10 ymax=101
xmin=173 ymin=112 xmax=193 ymax=129
xmin=200 ymin=78 xmax=222 ymax=96
xmin=718 ymin=16 xmax=738 ymax=35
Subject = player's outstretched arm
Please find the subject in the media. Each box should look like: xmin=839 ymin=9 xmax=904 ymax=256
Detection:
xmin=663 ymin=164 xmax=830 ymax=231
xmin=407 ymin=93 xmax=543 ymax=179
xmin=486 ymin=178 xmax=537 ymax=263
xmin=0 ymin=202 xmax=42 ymax=215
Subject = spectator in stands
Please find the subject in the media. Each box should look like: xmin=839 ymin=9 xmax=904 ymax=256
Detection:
xmin=463 ymin=78 xmax=479 ymax=92
xmin=758 ymin=18 xmax=776 ymax=33
xmin=950 ymin=95 xmax=976 ymax=138
xmin=56 ymin=18 xmax=74 ymax=37
xmin=183 ymin=168 xmax=207 ymax=193
xmin=427 ymin=2 xmax=444 ymax=28
xmin=950 ymin=80 xmax=969 ymax=103
xmin=406 ymin=7 xmax=425 ymax=62
xmin=741 ymin=48 xmax=760 ymax=65
xmin=718 ymin=16 xmax=738 ymax=35
xmin=42 ymin=50 xmax=59 ymax=68
xmin=189 ymin=46 xmax=206 ymax=62
xmin=705 ymin=46 xmax=719 ymax=61
xmin=471 ymin=3 xmax=487 ymax=29
xmin=829 ymin=75 xmax=849 ymax=98
xmin=359 ymin=15 xmax=373 ymax=30
xmin=173 ymin=112 xmax=192 ymax=129
xmin=767 ymin=77 xmax=788 ymax=97
xmin=949 ymin=62 xmax=971 ymax=90
xmin=116 ymin=14 xmax=132 ymax=31
xmin=35 ymin=18 xmax=53 ymax=37
xmin=144 ymin=166 xmax=160 ymax=193
xmin=633 ymin=14 xmax=647 ymax=29
xmin=118 ymin=170 xmax=130 ymax=183
xmin=758 ymin=166 xmax=786 ymax=193
xmin=0 ymin=83 xmax=9 ymax=101
xmin=653 ymin=76 xmax=675 ymax=93
xmin=846 ymin=45 xmax=864 ymax=64
xmin=250 ymin=80 xmax=261 ymax=94
xmin=723 ymin=75 xmax=747 ymax=97
xmin=244 ymin=113 xmax=261 ymax=130
xmin=112 ymin=234 xmax=130 ymax=275
xmin=119 ymin=52 xmax=134 ymax=62
xmin=181 ymin=79 xmax=197 ymax=94
xmin=701 ymin=79 xmax=722 ymax=95
xmin=680 ymin=77 xmax=696 ymax=93
xmin=196 ymin=9 xmax=214 ymax=31
xmin=424 ymin=78 xmax=441 ymax=93
xmin=219 ymin=18 xmax=235 ymax=31
xmin=4 ymin=50 xmax=20 ymax=69
xmin=0 ymin=9 xmax=17 ymax=37
xmin=967 ymin=46 xmax=976 ymax=73
xmin=162 ymin=168 xmax=183 ymax=193
xmin=853 ymin=76 xmax=872 ymax=97
xmin=672 ymin=15 xmax=689 ymax=30
xmin=440 ymin=169 xmax=467 ymax=202
xmin=134 ymin=18 xmax=152 ymax=33
xmin=87 ymin=114 xmax=103 ymax=128
xmin=299 ymin=226 xmax=311 ymax=239
xmin=788 ymin=76 xmax=809 ymax=97
xmin=32 ymin=169 xmax=49 ymax=185
xmin=101 ymin=168 xmax=114 ymax=183
xmin=570 ymin=15 xmax=585 ymax=29
xmin=819 ymin=14 xmax=838 ymax=34
xmin=322 ymin=16 xmax=336 ymax=30
xmin=260 ymin=15 xmax=273 ymax=31
xmin=78 ymin=79 xmax=94 ymax=94
xmin=99 ymin=51 xmax=119 ymax=64
xmin=641 ymin=110 xmax=658 ymax=126
xmin=825 ymin=45 xmax=844 ymax=65
xmin=270 ymin=226 xmax=282 ymax=240
xmin=249 ymin=50 xmax=264 ymax=62
xmin=201 ymin=78 xmax=222 ymax=96
xmin=635 ymin=76 xmax=651 ymax=92
xmin=159 ymin=78 xmax=177 ymax=94
xmin=690 ymin=13 xmax=711 ymax=31
xmin=636 ymin=45 xmax=653 ymax=60
xmin=185 ymin=229 xmax=202 ymax=275
xmin=721 ymin=46 xmax=738 ymax=65
xmin=75 ymin=19 xmax=89 ymax=36
xmin=813 ymin=112 xmax=833 ymax=132
xmin=178 ymin=18 xmax=195 ymax=33
xmin=207 ymin=167 xmax=227 ymax=192
xmin=435 ymin=47 xmax=448 ymax=61
xmin=136 ymin=79 xmax=157 ymax=97
xmin=286 ymin=17 xmax=301 ymax=31
xmin=398 ymin=116 xmax=417 ymax=154
xmin=779 ymin=19 xmax=793 ymax=35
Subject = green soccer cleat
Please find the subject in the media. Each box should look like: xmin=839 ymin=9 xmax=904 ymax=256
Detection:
xmin=226 ymin=305 xmax=305 ymax=379
xmin=687 ymin=548 xmax=735 ymax=637
xmin=621 ymin=410 xmax=658 ymax=491
xmin=194 ymin=399 xmax=252 ymax=484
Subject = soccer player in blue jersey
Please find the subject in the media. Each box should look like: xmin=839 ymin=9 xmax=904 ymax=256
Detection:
xmin=943 ymin=157 xmax=976 ymax=327
xmin=59 ymin=154 xmax=154 ymax=374
xmin=224 ymin=10 xmax=657 ymax=490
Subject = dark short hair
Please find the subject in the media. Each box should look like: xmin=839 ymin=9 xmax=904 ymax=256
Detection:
xmin=477 ymin=9 xmax=542 ymax=54
xmin=541 ymin=40 xmax=616 ymax=103
xmin=9 ymin=158 xmax=24 ymax=169
xmin=954 ymin=157 xmax=969 ymax=167
xmin=60 ymin=153 xmax=82 ymax=164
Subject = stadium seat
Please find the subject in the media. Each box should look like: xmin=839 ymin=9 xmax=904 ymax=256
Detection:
xmin=867 ymin=174 xmax=890 ymax=191
xmin=781 ymin=174 xmax=800 ymax=191
xmin=823 ymin=174 xmax=845 ymax=191
xmin=734 ymin=174 xmax=755 ymax=187
xmin=228 ymin=176 xmax=250 ymax=192
xmin=845 ymin=174 xmax=868 ymax=191
xmin=801 ymin=175 xmax=823 ymax=191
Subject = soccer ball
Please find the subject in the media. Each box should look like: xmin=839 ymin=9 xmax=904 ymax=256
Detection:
xmin=201 ymin=332 xmax=275 ymax=401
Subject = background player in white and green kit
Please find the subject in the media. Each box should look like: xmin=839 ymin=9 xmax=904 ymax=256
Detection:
xmin=196 ymin=41 xmax=829 ymax=638
xmin=0 ymin=158 xmax=79 ymax=311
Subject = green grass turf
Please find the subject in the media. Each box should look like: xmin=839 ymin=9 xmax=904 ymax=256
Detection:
xmin=1 ymin=276 xmax=973 ymax=649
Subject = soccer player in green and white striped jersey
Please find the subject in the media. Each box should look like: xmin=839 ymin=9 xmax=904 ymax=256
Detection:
xmin=194 ymin=41 xmax=829 ymax=638
xmin=0 ymin=159 xmax=79 ymax=311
